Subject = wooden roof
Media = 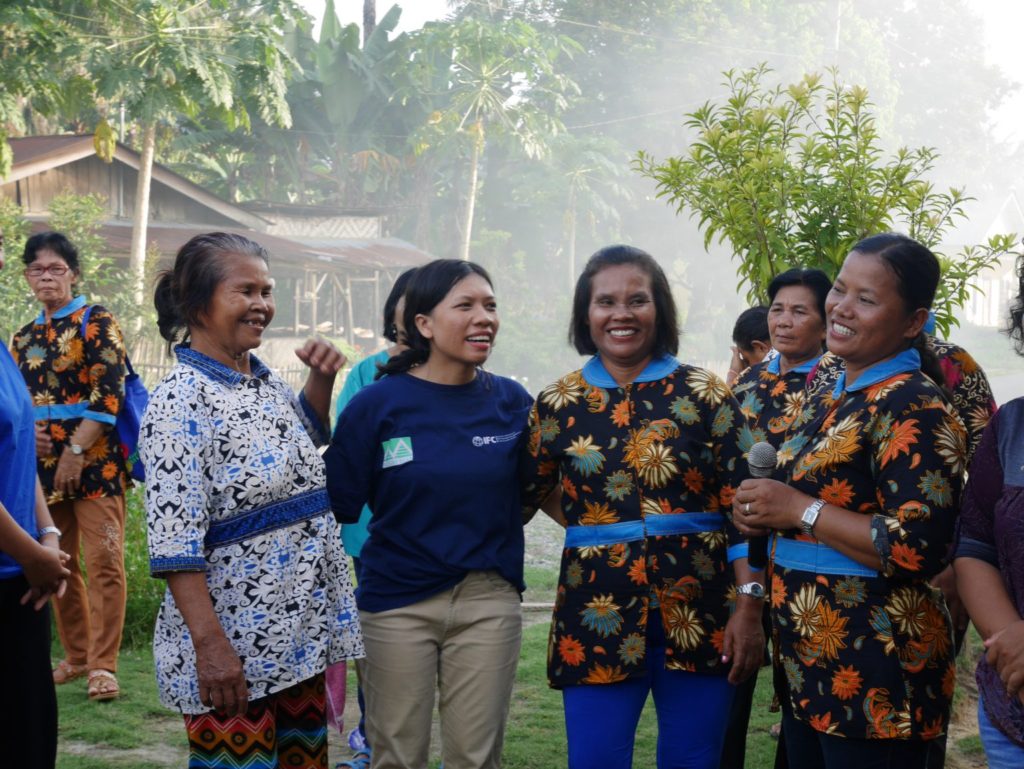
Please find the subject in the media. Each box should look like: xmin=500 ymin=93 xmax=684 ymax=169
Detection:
xmin=10 ymin=135 xmax=434 ymax=272
xmin=8 ymin=135 xmax=267 ymax=229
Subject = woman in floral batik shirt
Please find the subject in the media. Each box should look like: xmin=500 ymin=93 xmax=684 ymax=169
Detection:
xmin=11 ymin=231 xmax=128 ymax=702
xmin=523 ymin=245 xmax=764 ymax=769
xmin=726 ymin=267 xmax=831 ymax=768
xmin=732 ymin=233 xmax=967 ymax=769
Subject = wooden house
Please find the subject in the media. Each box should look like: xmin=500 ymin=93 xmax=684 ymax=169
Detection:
xmin=1 ymin=135 xmax=432 ymax=351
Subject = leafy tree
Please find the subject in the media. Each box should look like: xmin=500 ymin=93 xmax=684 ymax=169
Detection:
xmin=635 ymin=66 xmax=1019 ymax=335
xmin=72 ymin=0 xmax=300 ymax=303
xmin=417 ymin=16 xmax=581 ymax=260
xmin=299 ymin=1 xmax=407 ymax=207
xmin=0 ymin=198 xmax=33 ymax=342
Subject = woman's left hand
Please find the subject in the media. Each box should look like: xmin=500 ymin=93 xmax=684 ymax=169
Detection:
xmin=722 ymin=604 xmax=765 ymax=684
xmin=732 ymin=478 xmax=807 ymax=536
xmin=295 ymin=338 xmax=346 ymax=377
xmin=53 ymin=449 xmax=86 ymax=497
xmin=985 ymin=620 xmax=1024 ymax=705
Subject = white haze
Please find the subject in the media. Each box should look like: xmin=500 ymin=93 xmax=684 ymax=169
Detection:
xmin=300 ymin=1 xmax=1024 ymax=399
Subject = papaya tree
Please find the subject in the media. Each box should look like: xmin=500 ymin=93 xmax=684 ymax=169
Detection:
xmin=80 ymin=0 xmax=300 ymax=304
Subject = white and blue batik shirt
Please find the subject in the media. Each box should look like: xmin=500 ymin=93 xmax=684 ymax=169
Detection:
xmin=141 ymin=345 xmax=363 ymax=713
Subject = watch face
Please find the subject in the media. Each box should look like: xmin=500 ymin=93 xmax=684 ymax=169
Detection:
xmin=739 ymin=583 xmax=765 ymax=599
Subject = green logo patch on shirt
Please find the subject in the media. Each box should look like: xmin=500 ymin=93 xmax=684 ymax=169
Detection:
xmin=381 ymin=436 xmax=414 ymax=468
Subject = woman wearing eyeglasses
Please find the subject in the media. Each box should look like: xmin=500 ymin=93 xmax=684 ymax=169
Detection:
xmin=10 ymin=231 xmax=130 ymax=702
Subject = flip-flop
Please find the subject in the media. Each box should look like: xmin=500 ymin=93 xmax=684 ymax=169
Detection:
xmin=53 ymin=660 xmax=88 ymax=685
xmin=87 ymin=669 xmax=120 ymax=701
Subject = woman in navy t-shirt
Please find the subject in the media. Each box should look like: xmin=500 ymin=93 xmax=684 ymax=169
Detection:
xmin=325 ymin=259 xmax=533 ymax=769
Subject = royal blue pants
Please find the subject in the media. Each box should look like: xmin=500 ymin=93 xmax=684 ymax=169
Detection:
xmin=562 ymin=621 xmax=735 ymax=769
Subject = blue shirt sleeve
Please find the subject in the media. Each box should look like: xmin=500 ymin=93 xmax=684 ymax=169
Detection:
xmin=334 ymin=352 xmax=386 ymax=418
xmin=324 ymin=387 xmax=377 ymax=524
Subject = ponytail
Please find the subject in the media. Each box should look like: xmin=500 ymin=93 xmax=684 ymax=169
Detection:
xmin=153 ymin=270 xmax=188 ymax=354
xmin=376 ymin=346 xmax=429 ymax=380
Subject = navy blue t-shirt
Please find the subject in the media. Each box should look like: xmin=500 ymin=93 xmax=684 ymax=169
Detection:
xmin=324 ymin=370 xmax=533 ymax=612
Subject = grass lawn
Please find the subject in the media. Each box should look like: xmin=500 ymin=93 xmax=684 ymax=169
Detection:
xmin=55 ymin=519 xmax=987 ymax=768
xmin=56 ymin=621 xmax=782 ymax=768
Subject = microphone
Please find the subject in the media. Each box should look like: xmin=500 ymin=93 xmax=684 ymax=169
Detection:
xmin=745 ymin=441 xmax=777 ymax=570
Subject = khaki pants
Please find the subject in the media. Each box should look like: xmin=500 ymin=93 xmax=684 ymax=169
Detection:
xmin=50 ymin=495 xmax=127 ymax=672
xmin=360 ymin=570 xmax=522 ymax=769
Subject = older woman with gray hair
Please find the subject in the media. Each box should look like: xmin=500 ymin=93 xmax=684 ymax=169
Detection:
xmin=141 ymin=232 xmax=363 ymax=768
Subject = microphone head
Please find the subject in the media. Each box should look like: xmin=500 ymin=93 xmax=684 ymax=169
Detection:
xmin=747 ymin=441 xmax=778 ymax=478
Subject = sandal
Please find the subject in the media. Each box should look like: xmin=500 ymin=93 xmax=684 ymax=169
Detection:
xmin=335 ymin=752 xmax=370 ymax=769
xmin=53 ymin=660 xmax=88 ymax=685
xmin=87 ymin=669 xmax=120 ymax=701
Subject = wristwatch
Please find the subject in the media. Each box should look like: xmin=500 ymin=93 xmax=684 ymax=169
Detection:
xmin=38 ymin=526 xmax=62 ymax=540
xmin=736 ymin=582 xmax=766 ymax=600
xmin=800 ymin=499 xmax=826 ymax=536
xmin=69 ymin=443 xmax=84 ymax=456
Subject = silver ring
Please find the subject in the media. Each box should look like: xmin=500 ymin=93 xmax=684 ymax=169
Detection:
xmin=745 ymin=503 xmax=750 ymax=514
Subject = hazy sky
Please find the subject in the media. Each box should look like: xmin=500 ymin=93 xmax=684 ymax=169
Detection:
xmin=305 ymin=1 xmax=1024 ymax=143
xmin=303 ymin=0 xmax=451 ymax=36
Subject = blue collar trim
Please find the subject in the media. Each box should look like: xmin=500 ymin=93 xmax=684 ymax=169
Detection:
xmin=923 ymin=310 xmax=937 ymax=336
xmin=36 ymin=294 xmax=87 ymax=324
xmin=767 ymin=353 xmax=822 ymax=376
xmin=175 ymin=345 xmax=271 ymax=386
xmin=831 ymin=348 xmax=920 ymax=399
xmin=582 ymin=354 xmax=681 ymax=388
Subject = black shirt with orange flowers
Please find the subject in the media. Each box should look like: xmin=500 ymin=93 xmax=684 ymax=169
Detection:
xmin=11 ymin=295 xmax=128 ymax=503
xmin=773 ymin=349 xmax=966 ymax=741
xmin=522 ymin=355 xmax=749 ymax=689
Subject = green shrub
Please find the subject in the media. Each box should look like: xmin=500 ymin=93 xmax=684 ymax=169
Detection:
xmin=121 ymin=487 xmax=163 ymax=649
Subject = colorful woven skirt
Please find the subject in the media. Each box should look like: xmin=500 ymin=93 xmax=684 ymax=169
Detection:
xmin=184 ymin=673 xmax=327 ymax=769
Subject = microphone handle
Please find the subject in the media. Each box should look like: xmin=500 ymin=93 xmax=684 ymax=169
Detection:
xmin=747 ymin=533 xmax=768 ymax=570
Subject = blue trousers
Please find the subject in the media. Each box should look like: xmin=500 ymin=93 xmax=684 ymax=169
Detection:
xmin=979 ymin=696 xmax=1024 ymax=769
xmin=562 ymin=623 xmax=735 ymax=769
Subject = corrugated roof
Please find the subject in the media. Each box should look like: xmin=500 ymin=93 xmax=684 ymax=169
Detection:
xmin=290 ymin=237 xmax=435 ymax=270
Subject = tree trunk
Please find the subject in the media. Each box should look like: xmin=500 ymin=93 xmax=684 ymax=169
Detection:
xmin=413 ymin=165 xmax=433 ymax=253
xmin=363 ymin=0 xmax=376 ymax=44
xmin=566 ymin=187 xmax=577 ymax=289
xmin=459 ymin=123 xmax=483 ymax=262
xmin=129 ymin=121 xmax=156 ymax=313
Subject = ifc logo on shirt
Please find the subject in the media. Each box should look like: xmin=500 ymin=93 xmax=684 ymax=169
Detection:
xmin=381 ymin=437 xmax=413 ymax=468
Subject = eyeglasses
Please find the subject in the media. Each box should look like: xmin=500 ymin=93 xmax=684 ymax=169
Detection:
xmin=24 ymin=264 xmax=70 ymax=278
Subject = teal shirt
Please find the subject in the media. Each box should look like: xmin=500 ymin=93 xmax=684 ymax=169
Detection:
xmin=336 ymin=349 xmax=390 ymax=558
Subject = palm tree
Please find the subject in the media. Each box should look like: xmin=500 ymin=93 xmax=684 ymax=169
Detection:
xmin=425 ymin=17 xmax=580 ymax=260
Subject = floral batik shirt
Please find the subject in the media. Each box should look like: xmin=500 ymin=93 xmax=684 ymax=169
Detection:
xmin=731 ymin=354 xmax=823 ymax=466
xmin=11 ymin=295 xmax=127 ymax=503
xmin=141 ymin=346 xmax=363 ymax=714
xmin=523 ymin=355 xmax=749 ymax=688
xmin=772 ymin=349 xmax=966 ymax=740
xmin=808 ymin=335 xmax=994 ymax=462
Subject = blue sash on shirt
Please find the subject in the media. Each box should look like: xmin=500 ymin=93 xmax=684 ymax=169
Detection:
xmin=564 ymin=512 xmax=723 ymax=548
xmin=772 ymin=535 xmax=880 ymax=577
